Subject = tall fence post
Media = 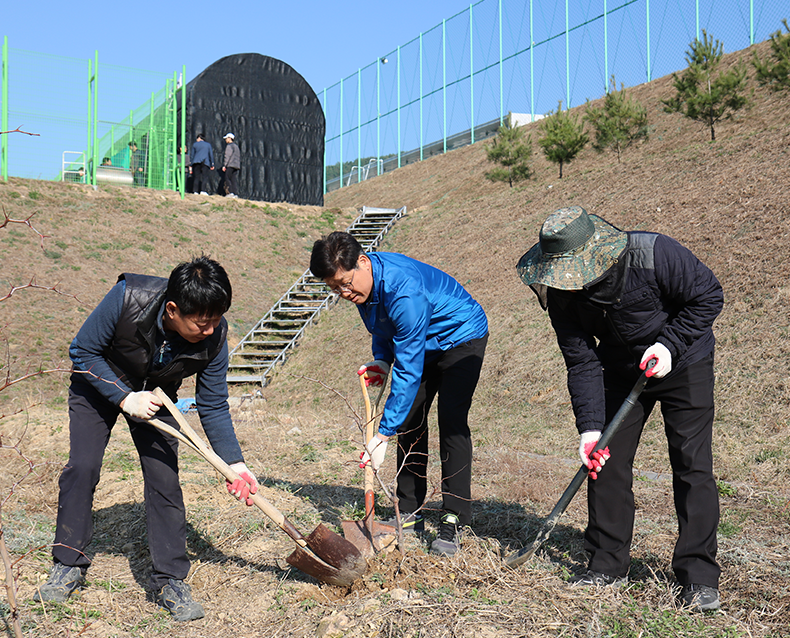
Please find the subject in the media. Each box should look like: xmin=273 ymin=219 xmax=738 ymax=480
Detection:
xmin=180 ymin=64 xmax=186 ymax=199
xmin=530 ymin=0 xmax=535 ymax=118
xmin=499 ymin=0 xmax=504 ymax=127
xmin=604 ymin=0 xmax=609 ymax=93
xmin=2 ymin=36 xmax=8 ymax=181
xmin=420 ymin=32 xmax=424 ymax=161
xmin=565 ymin=0 xmax=570 ymax=107
xmin=646 ymin=0 xmax=652 ymax=82
xmin=92 ymin=50 xmax=98 ymax=186
xmin=470 ymin=3 xmax=475 ymax=145
xmin=323 ymin=87 xmax=328 ymax=191
xmin=340 ymin=77 xmax=344 ymax=186
xmin=357 ymin=67 xmax=361 ymax=178
xmin=376 ymin=61 xmax=381 ymax=174
xmin=442 ymin=19 xmax=447 ymax=154
xmin=87 ymin=58 xmax=92 ymax=183
xmin=397 ymin=45 xmax=401 ymax=169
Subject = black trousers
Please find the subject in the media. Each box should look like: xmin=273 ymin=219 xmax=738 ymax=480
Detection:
xmin=192 ymin=163 xmax=210 ymax=194
xmin=53 ymin=378 xmax=189 ymax=591
xmin=394 ymin=334 xmax=488 ymax=526
xmin=225 ymin=167 xmax=238 ymax=195
xmin=586 ymin=354 xmax=720 ymax=587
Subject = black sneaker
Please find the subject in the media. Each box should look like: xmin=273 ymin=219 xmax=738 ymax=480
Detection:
xmin=430 ymin=513 xmax=460 ymax=556
xmin=33 ymin=563 xmax=85 ymax=602
xmin=679 ymin=584 xmax=721 ymax=611
xmin=382 ymin=511 xmax=424 ymax=533
xmin=569 ymin=569 xmax=627 ymax=587
xmin=156 ymin=579 xmax=205 ymax=622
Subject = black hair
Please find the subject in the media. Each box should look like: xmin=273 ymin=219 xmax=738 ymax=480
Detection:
xmin=196 ymin=133 xmax=205 ymax=141
xmin=128 ymin=140 xmax=137 ymax=148
xmin=166 ymin=255 xmax=232 ymax=317
xmin=309 ymin=231 xmax=363 ymax=278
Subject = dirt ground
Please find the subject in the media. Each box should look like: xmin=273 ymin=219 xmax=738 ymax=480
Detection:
xmin=1 ymin=39 xmax=790 ymax=637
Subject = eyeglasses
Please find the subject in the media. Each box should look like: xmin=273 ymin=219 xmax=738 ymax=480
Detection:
xmin=328 ymin=268 xmax=357 ymax=294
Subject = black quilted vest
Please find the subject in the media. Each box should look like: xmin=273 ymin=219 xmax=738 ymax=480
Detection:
xmin=104 ymin=273 xmax=227 ymax=398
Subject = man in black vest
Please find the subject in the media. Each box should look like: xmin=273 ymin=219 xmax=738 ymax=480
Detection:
xmin=34 ymin=256 xmax=257 ymax=622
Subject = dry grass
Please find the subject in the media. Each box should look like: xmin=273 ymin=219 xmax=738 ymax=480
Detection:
xmin=1 ymin=39 xmax=790 ymax=637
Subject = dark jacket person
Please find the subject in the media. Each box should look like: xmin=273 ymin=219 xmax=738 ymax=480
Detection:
xmin=34 ymin=256 xmax=258 ymax=622
xmin=517 ymin=206 xmax=723 ymax=612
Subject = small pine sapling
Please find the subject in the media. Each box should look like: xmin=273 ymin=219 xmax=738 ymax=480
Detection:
xmin=484 ymin=124 xmax=533 ymax=187
xmin=752 ymin=19 xmax=790 ymax=92
xmin=662 ymin=30 xmax=750 ymax=141
xmin=585 ymin=76 xmax=649 ymax=163
xmin=538 ymin=101 xmax=589 ymax=179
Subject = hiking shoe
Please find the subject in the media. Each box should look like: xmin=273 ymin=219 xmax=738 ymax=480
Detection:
xmin=430 ymin=513 xmax=461 ymax=556
xmin=33 ymin=563 xmax=85 ymax=602
xmin=679 ymin=584 xmax=721 ymax=611
xmin=156 ymin=579 xmax=205 ymax=622
xmin=569 ymin=569 xmax=627 ymax=588
xmin=382 ymin=511 xmax=424 ymax=533
xmin=199 ymin=191 xmax=209 ymax=196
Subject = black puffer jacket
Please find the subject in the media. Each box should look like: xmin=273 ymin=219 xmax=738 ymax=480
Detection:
xmin=547 ymin=232 xmax=723 ymax=433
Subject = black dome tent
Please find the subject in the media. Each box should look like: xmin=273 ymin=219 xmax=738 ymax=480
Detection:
xmin=182 ymin=53 xmax=325 ymax=206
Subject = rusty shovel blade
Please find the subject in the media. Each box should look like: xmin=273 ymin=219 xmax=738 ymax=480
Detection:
xmin=286 ymin=523 xmax=368 ymax=586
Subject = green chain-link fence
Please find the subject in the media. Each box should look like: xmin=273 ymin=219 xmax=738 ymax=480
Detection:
xmin=0 ymin=38 xmax=186 ymax=195
xmin=321 ymin=0 xmax=787 ymax=193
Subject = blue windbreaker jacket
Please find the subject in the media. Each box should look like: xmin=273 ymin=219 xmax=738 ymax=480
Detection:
xmin=358 ymin=252 xmax=488 ymax=437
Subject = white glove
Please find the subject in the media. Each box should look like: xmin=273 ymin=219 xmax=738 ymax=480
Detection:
xmin=358 ymin=360 xmax=390 ymax=387
xmin=640 ymin=342 xmax=672 ymax=378
xmin=579 ymin=431 xmax=610 ymax=480
xmin=121 ymin=391 xmax=163 ymax=419
xmin=359 ymin=435 xmax=388 ymax=471
xmin=226 ymin=462 xmax=258 ymax=506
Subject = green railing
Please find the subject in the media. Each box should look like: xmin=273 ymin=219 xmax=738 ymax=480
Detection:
xmin=0 ymin=41 xmax=187 ymax=196
xmin=321 ymin=0 xmax=786 ymax=192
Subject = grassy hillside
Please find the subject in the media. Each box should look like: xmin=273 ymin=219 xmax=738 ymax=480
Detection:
xmin=1 ymin=39 xmax=789 ymax=637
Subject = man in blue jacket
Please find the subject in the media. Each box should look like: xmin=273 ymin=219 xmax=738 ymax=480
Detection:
xmin=190 ymin=133 xmax=214 ymax=195
xmin=34 ymin=256 xmax=258 ymax=621
xmin=517 ymin=206 xmax=723 ymax=611
xmin=310 ymin=232 xmax=488 ymax=556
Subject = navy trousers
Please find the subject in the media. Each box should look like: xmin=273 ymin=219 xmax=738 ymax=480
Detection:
xmin=53 ymin=378 xmax=189 ymax=591
xmin=394 ymin=334 xmax=488 ymax=526
xmin=586 ymin=354 xmax=721 ymax=587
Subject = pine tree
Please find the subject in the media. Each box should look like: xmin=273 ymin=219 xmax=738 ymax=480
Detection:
xmin=538 ymin=101 xmax=589 ymax=179
xmin=662 ymin=30 xmax=750 ymax=141
xmin=752 ymin=19 xmax=790 ymax=92
xmin=585 ymin=76 xmax=649 ymax=163
xmin=484 ymin=124 xmax=533 ymax=187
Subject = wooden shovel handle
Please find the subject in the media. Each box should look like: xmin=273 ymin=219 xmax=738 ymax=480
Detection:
xmin=150 ymin=388 xmax=308 ymax=548
xmin=359 ymin=375 xmax=375 ymax=502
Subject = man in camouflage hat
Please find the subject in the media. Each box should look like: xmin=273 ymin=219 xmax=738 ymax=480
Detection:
xmin=517 ymin=206 xmax=723 ymax=611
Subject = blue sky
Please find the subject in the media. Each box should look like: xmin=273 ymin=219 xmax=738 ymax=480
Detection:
xmin=4 ymin=0 xmax=474 ymax=96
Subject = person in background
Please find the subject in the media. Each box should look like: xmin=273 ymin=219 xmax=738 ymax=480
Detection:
xmin=176 ymin=145 xmax=192 ymax=193
xmin=310 ymin=232 xmax=488 ymax=556
xmin=129 ymin=141 xmax=146 ymax=187
xmin=190 ymin=133 xmax=214 ymax=195
xmin=33 ymin=256 xmax=258 ymax=622
xmin=222 ymin=133 xmax=241 ymax=198
xmin=517 ymin=205 xmax=723 ymax=611
xmin=101 ymin=157 xmax=112 ymax=166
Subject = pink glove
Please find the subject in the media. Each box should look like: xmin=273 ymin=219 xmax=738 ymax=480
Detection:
xmin=226 ymin=462 xmax=258 ymax=506
xmin=358 ymin=360 xmax=390 ymax=387
xmin=579 ymin=431 xmax=611 ymax=480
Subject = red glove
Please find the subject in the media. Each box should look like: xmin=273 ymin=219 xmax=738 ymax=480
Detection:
xmin=226 ymin=462 xmax=258 ymax=506
xmin=357 ymin=360 xmax=390 ymax=387
xmin=579 ymin=431 xmax=611 ymax=480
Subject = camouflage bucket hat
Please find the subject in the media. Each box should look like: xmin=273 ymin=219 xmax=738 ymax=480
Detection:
xmin=516 ymin=206 xmax=627 ymax=290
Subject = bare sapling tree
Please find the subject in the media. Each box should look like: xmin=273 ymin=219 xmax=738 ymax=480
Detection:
xmin=662 ymin=30 xmax=750 ymax=141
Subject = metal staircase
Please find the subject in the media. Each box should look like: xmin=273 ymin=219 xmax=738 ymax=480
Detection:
xmin=226 ymin=206 xmax=407 ymax=385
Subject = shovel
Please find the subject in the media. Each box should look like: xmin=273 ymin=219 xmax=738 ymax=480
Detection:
xmin=149 ymin=388 xmax=367 ymax=586
xmin=341 ymin=374 xmax=397 ymax=556
xmin=504 ymin=360 xmax=655 ymax=569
